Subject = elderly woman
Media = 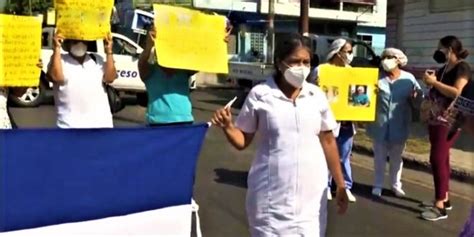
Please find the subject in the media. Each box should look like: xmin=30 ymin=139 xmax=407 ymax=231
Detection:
xmin=367 ymin=48 xmax=422 ymax=197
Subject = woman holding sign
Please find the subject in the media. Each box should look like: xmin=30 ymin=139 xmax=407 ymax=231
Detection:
xmin=138 ymin=22 xmax=231 ymax=126
xmin=47 ymin=33 xmax=117 ymax=128
xmin=314 ymin=38 xmax=357 ymax=203
xmin=211 ymin=33 xmax=348 ymax=237
xmin=366 ymin=48 xmax=422 ymax=197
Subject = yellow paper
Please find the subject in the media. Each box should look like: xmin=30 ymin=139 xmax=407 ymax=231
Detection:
xmin=153 ymin=5 xmax=228 ymax=74
xmin=55 ymin=0 xmax=113 ymax=40
xmin=46 ymin=8 xmax=56 ymax=25
xmin=0 ymin=14 xmax=42 ymax=87
xmin=319 ymin=65 xmax=379 ymax=121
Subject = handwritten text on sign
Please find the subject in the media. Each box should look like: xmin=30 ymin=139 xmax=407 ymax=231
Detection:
xmin=0 ymin=14 xmax=41 ymax=87
xmin=55 ymin=0 xmax=113 ymax=40
xmin=153 ymin=5 xmax=228 ymax=74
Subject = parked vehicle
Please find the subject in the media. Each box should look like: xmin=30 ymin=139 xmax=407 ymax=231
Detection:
xmin=228 ymin=33 xmax=381 ymax=90
xmin=9 ymin=27 xmax=197 ymax=110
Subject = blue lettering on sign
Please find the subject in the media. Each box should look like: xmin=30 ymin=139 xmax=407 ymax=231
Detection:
xmin=117 ymin=70 xmax=139 ymax=78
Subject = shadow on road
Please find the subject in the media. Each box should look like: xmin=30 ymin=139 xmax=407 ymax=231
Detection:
xmin=351 ymin=182 xmax=424 ymax=214
xmin=214 ymin=168 xmax=248 ymax=189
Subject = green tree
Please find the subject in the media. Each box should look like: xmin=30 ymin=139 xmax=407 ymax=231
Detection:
xmin=5 ymin=0 xmax=52 ymax=16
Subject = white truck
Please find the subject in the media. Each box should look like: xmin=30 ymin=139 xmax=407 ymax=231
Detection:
xmin=228 ymin=34 xmax=381 ymax=89
xmin=9 ymin=27 xmax=197 ymax=110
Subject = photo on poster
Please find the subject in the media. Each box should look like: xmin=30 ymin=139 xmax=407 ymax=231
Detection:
xmin=349 ymin=85 xmax=370 ymax=107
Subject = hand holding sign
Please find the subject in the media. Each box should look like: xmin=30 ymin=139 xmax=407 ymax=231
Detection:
xmin=0 ymin=14 xmax=42 ymax=87
xmin=152 ymin=5 xmax=229 ymax=74
xmin=55 ymin=0 xmax=114 ymax=41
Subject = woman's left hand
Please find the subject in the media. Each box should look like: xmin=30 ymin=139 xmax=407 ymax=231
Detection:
xmin=36 ymin=59 xmax=43 ymax=69
xmin=104 ymin=33 xmax=113 ymax=54
xmin=373 ymin=84 xmax=379 ymax=93
xmin=335 ymin=187 xmax=349 ymax=215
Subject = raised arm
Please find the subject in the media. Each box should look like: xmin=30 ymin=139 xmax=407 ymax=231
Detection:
xmin=103 ymin=33 xmax=118 ymax=83
xmin=138 ymin=28 xmax=156 ymax=81
xmin=47 ymin=33 xmax=65 ymax=85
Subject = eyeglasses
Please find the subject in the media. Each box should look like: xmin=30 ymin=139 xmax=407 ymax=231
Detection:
xmin=381 ymin=55 xmax=397 ymax=60
xmin=341 ymin=50 xmax=353 ymax=54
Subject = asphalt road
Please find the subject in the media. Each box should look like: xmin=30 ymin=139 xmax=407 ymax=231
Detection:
xmin=9 ymin=88 xmax=473 ymax=237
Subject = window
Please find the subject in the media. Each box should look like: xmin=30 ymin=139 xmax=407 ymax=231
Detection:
xmin=430 ymin=0 xmax=474 ymax=12
xmin=112 ymin=38 xmax=138 ymax=56
xmin=355 ymin=35 xmax=372 ymax=58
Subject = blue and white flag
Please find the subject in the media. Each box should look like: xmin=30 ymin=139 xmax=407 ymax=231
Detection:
xmin=0 ymin=124 xmax=208 ymax=233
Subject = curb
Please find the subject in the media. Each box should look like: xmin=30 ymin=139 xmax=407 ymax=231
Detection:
xmin=352 ymin=143 xmax=474 ymax=184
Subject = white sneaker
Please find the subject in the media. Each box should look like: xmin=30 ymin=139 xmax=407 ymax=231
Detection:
xmin=392 ymin=187 xmax=406 ymax=197
xmin=327 ymin=187 xmax=332 ymax=201
xmin=372 ymin=187 xmax=382 ymax=197
xmin=346 ymin=189 xmax=356 ymax=203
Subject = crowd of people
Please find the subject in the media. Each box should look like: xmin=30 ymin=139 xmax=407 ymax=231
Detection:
xmin=0 ymin=18 xmax=472 ymax=236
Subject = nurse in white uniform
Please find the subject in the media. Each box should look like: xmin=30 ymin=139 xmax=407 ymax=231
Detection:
xmin=211 ymin=34 xmax=349 ymax=236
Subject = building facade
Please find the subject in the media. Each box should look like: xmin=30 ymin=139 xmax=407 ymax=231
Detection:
xmin=387 ymin=0 xmax=474 ymax=75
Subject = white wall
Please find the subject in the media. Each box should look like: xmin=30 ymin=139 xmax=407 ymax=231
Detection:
xmin=398 ymin=0 xmax=474 ymax=68
xmin=259 ymin=0 xmax=386 ymax=27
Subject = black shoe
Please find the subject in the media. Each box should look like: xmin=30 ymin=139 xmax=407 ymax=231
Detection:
xmin=421 ymin=207 xmax=448 ymax=221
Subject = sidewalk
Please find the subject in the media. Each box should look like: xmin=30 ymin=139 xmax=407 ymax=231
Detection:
xmin=352 ymin=123 xmax=474 ymax=182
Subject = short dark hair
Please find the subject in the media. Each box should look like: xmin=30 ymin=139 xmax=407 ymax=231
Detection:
xmin=273 ymin=33 xmax=312 ymax=79
xmin=439 ymin=35 xmax=469 ymax=59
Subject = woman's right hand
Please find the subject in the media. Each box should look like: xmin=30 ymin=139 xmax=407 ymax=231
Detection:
xmin=53 ymin=33 xmax=64 ymax=51
xmin=211 ymin=107 xmax=233 ymax=129
xmin=145 ymin=27 xmax=156 ymax=51
xmin=335 ymin=187 xmax=349 ymax=215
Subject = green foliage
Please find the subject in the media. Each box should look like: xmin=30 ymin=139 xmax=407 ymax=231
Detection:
xmin=5 ymin=0 xmax=52 ymax=16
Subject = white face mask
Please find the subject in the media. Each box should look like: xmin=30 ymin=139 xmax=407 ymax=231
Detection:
xmin=381 ymin=58 xmax=398 ymax=72
xmin=345 ymin=53 xmax=354 ymax=65
xmin=283 ymin=65 xmax=311 ymax=88
xmin=339 ymin=52 xmax=353 ymax=65
xmin=70 ymin=42 xmax=87 ymax=57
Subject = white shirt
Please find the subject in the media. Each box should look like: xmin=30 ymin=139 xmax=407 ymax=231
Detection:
xmin=0 ymin=87 xmax=11 ymax=129
xmin=53 ymin=54 xmax=113 ymax=128
xmin=235 ymin=78 xmax=337 ymax=236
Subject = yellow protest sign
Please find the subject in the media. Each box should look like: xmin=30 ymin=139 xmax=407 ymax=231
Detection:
xmin=319 ymin=65 xmax=379 ymax=121
xmin=55 ymin=0 xmax=113 ymax=40
xmin=0 ymin=14 xmax=42 ymax=87
xmin=153 ymin=5 xmax=228 ymax=74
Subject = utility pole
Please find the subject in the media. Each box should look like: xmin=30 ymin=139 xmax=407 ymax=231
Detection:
xmin=299 ymin=0 xmax=309 ymax=35
xmin=266 ymin=0 xmax=275 ymax=64
xmin=28 ymin=0 xmax=33 ymax=15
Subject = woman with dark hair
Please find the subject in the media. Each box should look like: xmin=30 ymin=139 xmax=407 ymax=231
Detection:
xmin=211 ymin=33 xmax=348 ymax=236
xmin=421 ymin=35 xmax=471 ymax=221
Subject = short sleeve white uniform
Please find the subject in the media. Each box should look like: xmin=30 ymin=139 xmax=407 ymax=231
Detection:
xmin=53 ymin=54 xmax=113 ymax=129
xmin=236 ymin=78 xmax=337 ymax=237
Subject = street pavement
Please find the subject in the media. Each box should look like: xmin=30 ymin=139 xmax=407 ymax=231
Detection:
xmin=9 ymin=88 xmax=473 ymax=237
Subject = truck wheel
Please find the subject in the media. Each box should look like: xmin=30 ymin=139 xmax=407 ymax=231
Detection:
xmin=9 ymin=80 xmax=46 ymax=107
